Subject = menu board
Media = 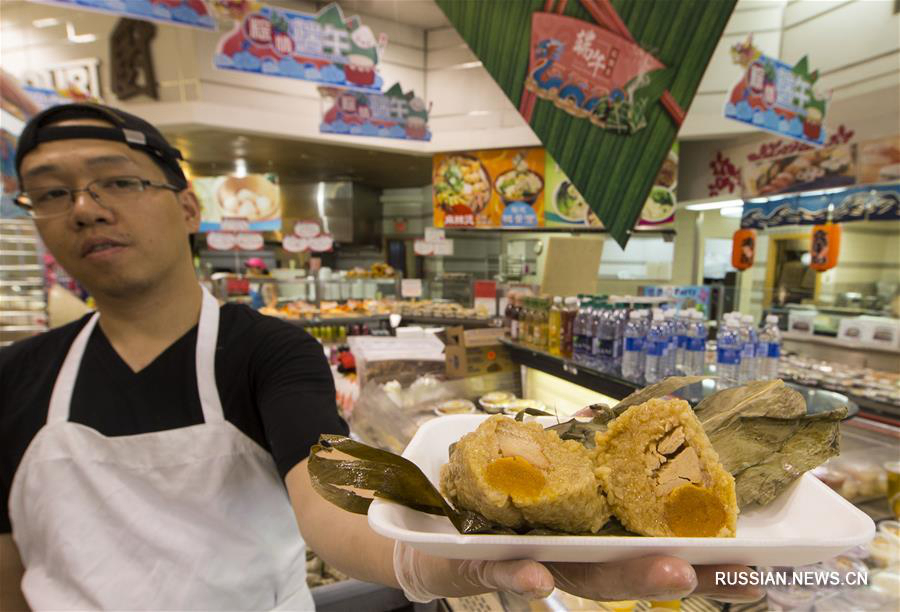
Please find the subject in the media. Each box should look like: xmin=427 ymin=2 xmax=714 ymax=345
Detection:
xmin=193 ymin=173 xmax=282 ymax=232
xmin=432 ymin=148 xmax=545 ymax=228
xmin=544 ymin=144 xmax=679 ymax=229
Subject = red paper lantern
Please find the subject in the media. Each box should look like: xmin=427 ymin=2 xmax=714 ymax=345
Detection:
xmin=810 ymin=223 xmax=841 ymax=272
xmin=731 ymin=228 xmax=757 ymax=271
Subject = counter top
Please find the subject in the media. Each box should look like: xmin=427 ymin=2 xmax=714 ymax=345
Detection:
xmin=783 ymin=330 xmax=900 ymax=355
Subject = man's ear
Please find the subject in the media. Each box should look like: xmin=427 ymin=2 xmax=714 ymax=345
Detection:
xmin=178 ymin=189 xmax=202 ymax=233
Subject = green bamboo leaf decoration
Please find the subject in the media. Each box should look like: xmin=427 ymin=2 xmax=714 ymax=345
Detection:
xmin=434 ymin=0 xmax=737 ymax=246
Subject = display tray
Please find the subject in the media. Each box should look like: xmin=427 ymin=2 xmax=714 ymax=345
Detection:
xmin=368 ymin=415 xmax=875 ymax=566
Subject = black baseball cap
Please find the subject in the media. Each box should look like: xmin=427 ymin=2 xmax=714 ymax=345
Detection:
xmin=15 ymin=102 xmax=188 ymax=189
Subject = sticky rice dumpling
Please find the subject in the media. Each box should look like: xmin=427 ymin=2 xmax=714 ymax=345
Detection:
xmin=440 ymin=415 xmax=610 ymax=533
xmin=594 ymin=398 xmax=738 ymax=537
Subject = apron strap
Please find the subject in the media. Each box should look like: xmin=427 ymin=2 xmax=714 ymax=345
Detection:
xmin=47 ymin=313 xmax=100 ymax=424
xmin=196 ymin=287 xmax=225 ymax=424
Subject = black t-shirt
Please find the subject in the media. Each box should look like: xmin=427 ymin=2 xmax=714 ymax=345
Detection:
xmin=0 ymin=304 xmax=348 ymax=533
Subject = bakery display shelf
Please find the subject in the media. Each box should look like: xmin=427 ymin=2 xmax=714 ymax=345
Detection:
xmin=283 ymin=314 xmax=390 ymax=327
xmin=402 ymin=315 xmax=495 ymax=328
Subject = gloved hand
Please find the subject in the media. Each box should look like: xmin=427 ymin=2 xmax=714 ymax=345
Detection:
xmin=394 ymin=541 xmax=763 ymax=604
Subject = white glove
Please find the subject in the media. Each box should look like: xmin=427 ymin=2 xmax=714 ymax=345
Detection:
xmin=393 ymin=541 xmax=554 ymax=603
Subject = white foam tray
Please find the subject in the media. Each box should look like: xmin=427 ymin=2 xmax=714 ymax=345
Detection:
xmin=368 ymin=415 xmax=875 ymax=565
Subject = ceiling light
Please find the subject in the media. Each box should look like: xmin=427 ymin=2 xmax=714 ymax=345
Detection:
xmin=33 ymin=18 xmax=60 ymax=28
xmin=684 ymin=198 xmax=744 ymax=211
xmin=447 ymin=60 xmax=483 ymax=70
xmin=233 ymin=158 xmax=247 ymax=178
xmin=467 ymin=110 xmax=490 ymax=116
xmin=66 ymin=23 xmax=96 ymax=44
xmin=719 ymin=205 xmax=745 ymax=218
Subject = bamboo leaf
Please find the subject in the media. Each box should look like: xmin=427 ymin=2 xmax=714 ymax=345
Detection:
xmin=612 ymin=375 xmax=708 ymax=413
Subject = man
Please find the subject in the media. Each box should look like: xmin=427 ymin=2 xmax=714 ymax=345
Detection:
xmin=0 ymin=103 xmax=762 ymax=609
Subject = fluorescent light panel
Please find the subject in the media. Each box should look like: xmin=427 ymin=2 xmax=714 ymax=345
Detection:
xmin=684 ymin=198 xmax=743 ymax=211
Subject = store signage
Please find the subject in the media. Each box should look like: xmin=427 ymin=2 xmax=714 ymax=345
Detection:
xmin=32 ymin=0 xmax=216 ymax=30
xmin=193 ymin=173 xmax=281 ymax=232
xmin=434 ymin=145 xmax=677 ymax=230
xmin=22 ymin=58 xmax=102 ymax=101
xmin=213 ymin=1 xmax=386 ymax=90
xmin=524 ymin=12 xmax=665 ymax=134
xmin=435 ymin=0 xmax=734 ymax=246
xmin=743 ymin=142 xmax=856 ymax=198
xmin=413 ymin=230 xmax=453 ymax=257
xmin=319 ymin=83 xmax=431 ymax=141
xmin=740 ymin=183 xmax=900 ymax=229
xmin=725 ymin=36 xmax=828 ymax=147
xmin=433 ymin=148 xmax=545 ymax=229
xmin=809 ymin=223 xmax=840 ymax=272
xmin=638 ymin=285 xmax=712 ymax=316
xmin=731 ymin=228 xmax=756 ymax=271
xmin=282 ymin=220 xmax=334 ymax=252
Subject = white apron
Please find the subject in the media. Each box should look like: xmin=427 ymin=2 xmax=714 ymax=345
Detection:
xmin=9 ymin=288 xmax=314 ymax=611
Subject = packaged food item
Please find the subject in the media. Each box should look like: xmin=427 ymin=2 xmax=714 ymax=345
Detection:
xmin=867 ymin=533 xmax=900 ymax=568
xmin=433 ymin=399 xmax=477 ymax=416
xmin=878 ymin=519 xmax=900 ymax=544
xmin=478 ymin=391 xmax=516 ymax=413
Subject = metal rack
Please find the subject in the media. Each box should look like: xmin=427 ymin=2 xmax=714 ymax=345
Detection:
xmin=0 ymin=218 xmax=47 ymax=347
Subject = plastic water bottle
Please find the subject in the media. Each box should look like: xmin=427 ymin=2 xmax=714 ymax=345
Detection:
xmin=598 ymin=303 xmax=617 ymax=373
xmin=673 ymin=310 xmax=687 ymax=374
xmin=573 ymin=298 xmax=589 ymax=365
xmin=644 ymin=311 xmax=667 ymax=383
xmin=611 ymin=303 xmax=626 ymax=375
xmin=740 ymin=314 xmax=758 ymax=381
xmin=663 ymin=309 xmax=678 ymax=377
xmin=717 ymin=317 xmax=742 ymax=389
xmin=621 ymin=310 xmax=644 ymax=382
xmin=759 ymin=314 xmax=782 ymax=380
xmin=685 ymin=310 xmax=707 ymax=375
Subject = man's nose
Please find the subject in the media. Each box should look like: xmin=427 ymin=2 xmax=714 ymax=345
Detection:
xmin=70 ymin=189 xmax=114 ymax=226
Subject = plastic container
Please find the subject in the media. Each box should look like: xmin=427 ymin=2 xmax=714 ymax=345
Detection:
xmin=759 ymin=314 xmax=782 ymax=380
xmin=644 ymin=311 xmax=667 ymax=384
xmin=740 ymin=314 xmax=758 ymax=382
xmin=621 ymin=310 xmax=645 ymax=383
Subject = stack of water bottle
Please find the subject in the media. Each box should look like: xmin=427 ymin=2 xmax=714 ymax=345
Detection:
xmin=715 ymin=312 xmax=782 ymax=389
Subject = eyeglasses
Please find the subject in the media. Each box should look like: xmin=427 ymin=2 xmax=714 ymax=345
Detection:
xmin=15 ymin=176 xmax=181 ymax=219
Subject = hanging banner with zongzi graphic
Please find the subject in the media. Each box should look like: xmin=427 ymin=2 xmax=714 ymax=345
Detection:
xmin=32 ymin=0 xmax=216 ymax=30
xmin=319 ymin=83 xmax=431 ymax=141
xmin=725 ymin=37 xmax=828 ymax=147
xmin=213 ymin=1 xmax=386 ymax=90
xmin=434 ymin=0 xmax=736 ymax=246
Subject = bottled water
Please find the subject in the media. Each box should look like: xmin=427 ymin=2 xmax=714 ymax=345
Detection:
xmin=573 ymin=297 xmax=590 ymax=365
xmin=737 ymin=315 xmax=754 ymax=384
xmin=740 ymin=314 xmax=758 ymax=382
xmin=621 ymin=310 xmax=644 ymax=382
xmin=612 ymin=303 xmax=627 ymax=375
xmin=717 ymin=317 xmax=742 ymax=389
xmin=685 ymin=310 xmax=708 ymax=400
xmin=644 ymin=311 xmax=667 ymax=384
xmin=598 ymin=303 xmax=617 ymax=373
xmin=685 ymin=310 xmax=707 ymax=375
xmin=674 ymin=310 xmax=689 ymax=374
xmin=759 ymin=314 xmax=782 ymax=380
xmin=588 ymin=301 xmax=604 ymax=370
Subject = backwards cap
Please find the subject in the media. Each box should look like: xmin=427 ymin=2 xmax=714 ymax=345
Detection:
xmin=15 ymin=102 xmax=187 ymax=189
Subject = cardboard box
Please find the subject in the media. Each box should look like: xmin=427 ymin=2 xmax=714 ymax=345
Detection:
xmin=445 ymin=326 xmax=515 ymax=378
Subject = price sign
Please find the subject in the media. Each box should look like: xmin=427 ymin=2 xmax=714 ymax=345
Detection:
xmin=309 ymin=234 xmax=334 ymax=252
xmin=207 ymin=231 xmax=237 ymax=251
xmin=424 ymin=227 xmax=445 ymax=242
xmin=433 ymin=239 xmax=454 ymax=256
xmin=294 ymin=221 xmax=322 ymax=238
xmin=413 ymin=239 xmax=434 ymax=255
xmin=236 ymin=232 xmax=264 ymax=251
xmin=401 ymin=278 xmax=423 ymax=298
xmin=282 ymin=235 xmax=308 ymax=253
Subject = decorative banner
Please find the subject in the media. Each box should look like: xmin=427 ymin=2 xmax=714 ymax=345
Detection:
xmin=741 ymin=183 xmax=900 ymax=229
xmin=743 ymin=143 xmax=856 ymax=198
xmin=193 ymin=173 xmax=281 ymax=232
xmin=32 ymin=0 xmax=216 ymax=30
xmin=809 ymin=223 xmax=840 ymax=272
xmin=214 ymin=2 xmax=386 ymax=90
xmin=525 ymin=12 xmax=665 ymax=133
xmin=731 ymin=228 xmax=756 ymax=271
xmin=282 ymin=220 xmax=333 ymax=252
xmin=433 ymin=148 xmax=545 ymax=229
xmin=435 ymin=0 xmax=736 ymax=246
xmin=858 ymin=135 xmax=900 ymax=185
xmin=725 ymin=36 xmax=828 ymax=147
xmin=319 ymin=83 xmax=431 ymax=141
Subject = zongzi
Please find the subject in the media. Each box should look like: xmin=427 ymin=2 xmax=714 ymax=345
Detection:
xmin=594 ymin=398 xmax=738 ymax=537
xmin=440 ymin=415 xmax=611 ymax=533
